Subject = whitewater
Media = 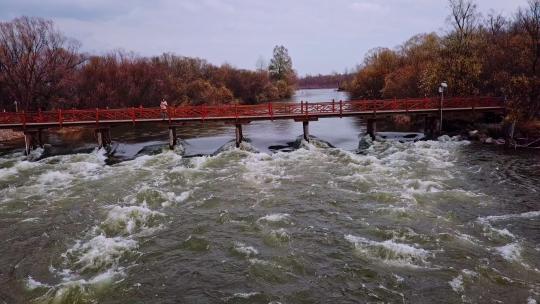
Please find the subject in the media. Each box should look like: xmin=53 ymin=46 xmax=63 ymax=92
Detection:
xmin=0 ymin=90 xmax=538 ymax=303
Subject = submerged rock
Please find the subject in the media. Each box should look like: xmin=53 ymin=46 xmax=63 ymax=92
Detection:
xmin=288 ymin=135 xmax=334 ymax=150
xmin=213 ymin=138 xmax=259 ymax=155
xmin=437 ymin=135 xmax=452 ymax=142
xmin=377 ymin=132 xmax=425 ymax=142
xmin=26 ymin=147 xmax=45 ymax=161
xmin=437 ymin=135 xmax=464 ymax=142
xmin=357 ymin=134 xmax=373 ymax=151
xmin=468 ymin=130 xmax=480 ymax=140
xmin=134 ymin=141 xmax=185 ymax=158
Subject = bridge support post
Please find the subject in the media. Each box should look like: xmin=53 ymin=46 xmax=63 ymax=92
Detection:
xmin=168 ymin=126 xmax=177 ymax=150
xmin=302 ymin=121 xmax=310 ymax=141
xmin=23 ymin=129 xmax=44 ymax=155
xmin=424 ymin=116 xmax=433 ymax=139
xmin=424 ymin=116 xmax=440 ymax=139
xmin=366 ymin=119 xmax=377 ymax=140
xmin=95 ymin=128 xmax=112 ymax=149
xmin=37 ymin=129 xmax=43 ymax=147
xmin=434 ymin=118 xmax=441 ymax=137
xmin=24 ymin=132 xmax=32 ymax=156
xmin=235 ymin=124 xmax=243 ymax=148
xmin=503 ymin=120 xmax=515 ymax=148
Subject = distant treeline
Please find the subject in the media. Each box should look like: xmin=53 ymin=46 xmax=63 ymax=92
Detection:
xmin=297 ymin=73 xmax=353 ymax=90
xmin=0 ymin=17 xmax=297 ymax=111
xmin=345 ymin=0 xmax=540 ymax=119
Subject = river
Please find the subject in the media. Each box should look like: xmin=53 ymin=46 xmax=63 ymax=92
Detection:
xmin=0 ymin=89 xmax=539 ymax=303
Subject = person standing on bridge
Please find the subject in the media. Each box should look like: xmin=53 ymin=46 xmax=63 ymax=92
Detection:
xmin=160 ymin=99 xmax=168 ymax=120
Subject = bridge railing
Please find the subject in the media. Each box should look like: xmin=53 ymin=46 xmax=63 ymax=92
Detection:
xmin=0 ymin=97 xmax=505 ymax=126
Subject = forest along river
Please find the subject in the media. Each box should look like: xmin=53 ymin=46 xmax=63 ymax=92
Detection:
xmin=0 ymin=89 xmax=539 ymax=303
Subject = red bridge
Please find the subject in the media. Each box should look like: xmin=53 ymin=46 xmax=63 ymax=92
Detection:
xmin=0 ymin=96 xmax=505 ymax=154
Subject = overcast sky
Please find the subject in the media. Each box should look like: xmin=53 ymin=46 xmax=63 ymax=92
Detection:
xmin=0 ymin=0 xmax=530 ymax=75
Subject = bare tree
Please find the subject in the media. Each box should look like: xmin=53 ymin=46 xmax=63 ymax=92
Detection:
xmin=0 ymin=16 xmax=84 ymax=111
xmin=518 ymin=0 xmax=540 ymax=74
xmin=485 ymin=12 xmax=507 ymax=37
xmin=448 ymin=0 xmax=479 ymax=45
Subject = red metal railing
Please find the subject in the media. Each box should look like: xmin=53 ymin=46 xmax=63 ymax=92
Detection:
xmin=0 ymin=97 xmax=505 ymax=127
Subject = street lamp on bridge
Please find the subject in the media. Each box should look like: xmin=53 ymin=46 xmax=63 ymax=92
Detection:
xmin=14 ymin=100 xmax=18 ymax=112
xmin=438 ymin=82 xmax=447 ymax=133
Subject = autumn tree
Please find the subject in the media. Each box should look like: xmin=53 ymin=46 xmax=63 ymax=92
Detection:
xmin=510 ymin=0 xmax=540 ymax=117
xmin=0 ymin=68 xmax=9 ymax=110
xmin=345 ymin=0 xmax=540 ymax=118
xmin=297 ymin=73 xmax=353 ymax=89
xmin=440 ymin=0 xmax=483 ymax=95
xmin=517 ymin=0 xmax=540 ymax=75
xmin=385 ymin=33 xmax=442 ymax=97
xmin=224 ymin=68 xmax=277 ymax=104
xmin=269 ymin=45 xmax=293 ymax=81
xmin=448 ymin=0 xmax=479 ymax=47
xmin=0 ymin=17 xmax=301 ymax=110
xmin=0 ymin=16 xmax=83 ymax=111
xmin=186 ymin=79 xmax=234 ymax=105
xmin=348 ymin=48 xmax=400 ymax=99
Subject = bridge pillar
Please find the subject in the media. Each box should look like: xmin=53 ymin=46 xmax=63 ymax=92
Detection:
xmin=503 ymin=120 xmax=516 ymax=148
xmin=424 ymin=116 xmax=440 ymax=139
xmin=168 ymin=126 xmax=177 ymax=150
xmin=424 ymin=116 xmax=433 ymax=139
xmin=366 ymin=119 xmax=377 ymax=140
xmin=235 ymin=124 xmax=243 ymax=148
xmin=23 ymin=129 xmax=44 ymax=155
xmin=95 ymin=127 xmax=112 ymax=149
xmin=302 ymin=121 xmax=310 ymax=141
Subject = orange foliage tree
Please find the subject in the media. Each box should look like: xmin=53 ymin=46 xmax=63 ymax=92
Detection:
xmin=0 ymin=18 xmax=296 ymax=110
xmin=346 ymin=0 xmax=540 ymax=118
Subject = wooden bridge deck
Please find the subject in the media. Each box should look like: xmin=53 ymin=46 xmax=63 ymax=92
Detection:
xmin=0 ymin=97 xmax=505 ymax=129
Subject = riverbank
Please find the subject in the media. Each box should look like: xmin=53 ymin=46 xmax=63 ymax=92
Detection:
xmin=0 ymin=129 xmax=23 ymax=142
xmin=430 ymin=115 xmax=540 ymax=149
xmin=455 ymin=123 xmax=540 ymax=148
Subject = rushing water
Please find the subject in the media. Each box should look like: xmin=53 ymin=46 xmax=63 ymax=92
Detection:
xmin=0 ymin=89 xmax=539 ymax=304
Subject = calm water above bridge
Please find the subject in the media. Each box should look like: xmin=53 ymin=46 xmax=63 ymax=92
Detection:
xmin=0 ymin=89 xmax=538 ymax=304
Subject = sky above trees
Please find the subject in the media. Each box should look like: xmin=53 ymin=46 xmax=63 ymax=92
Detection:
xmin=0 ymin=0 xmax=530 ymax=75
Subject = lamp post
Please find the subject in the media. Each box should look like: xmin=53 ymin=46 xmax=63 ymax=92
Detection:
xmin=438 ymin=82 xmax=447 ymax=133
xmin=14 ymin=100 xmax=18 ymax=112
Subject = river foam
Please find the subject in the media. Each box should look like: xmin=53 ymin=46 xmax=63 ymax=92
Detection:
xmin=3 ymin=130 xmax=536 ymax=303
xmin=345 ymin=234 xmax=431 ymax=267
xmin=19 ymin=150 xmax=187 ymax=303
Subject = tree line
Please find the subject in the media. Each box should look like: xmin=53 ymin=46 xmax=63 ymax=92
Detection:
xmin=345 ymin=0 xmax=540 ymax=119
xmin=297 ymin=73 xmax=353 ymax=90
xmin=0 ymin=17 xmax=296 ymax=111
